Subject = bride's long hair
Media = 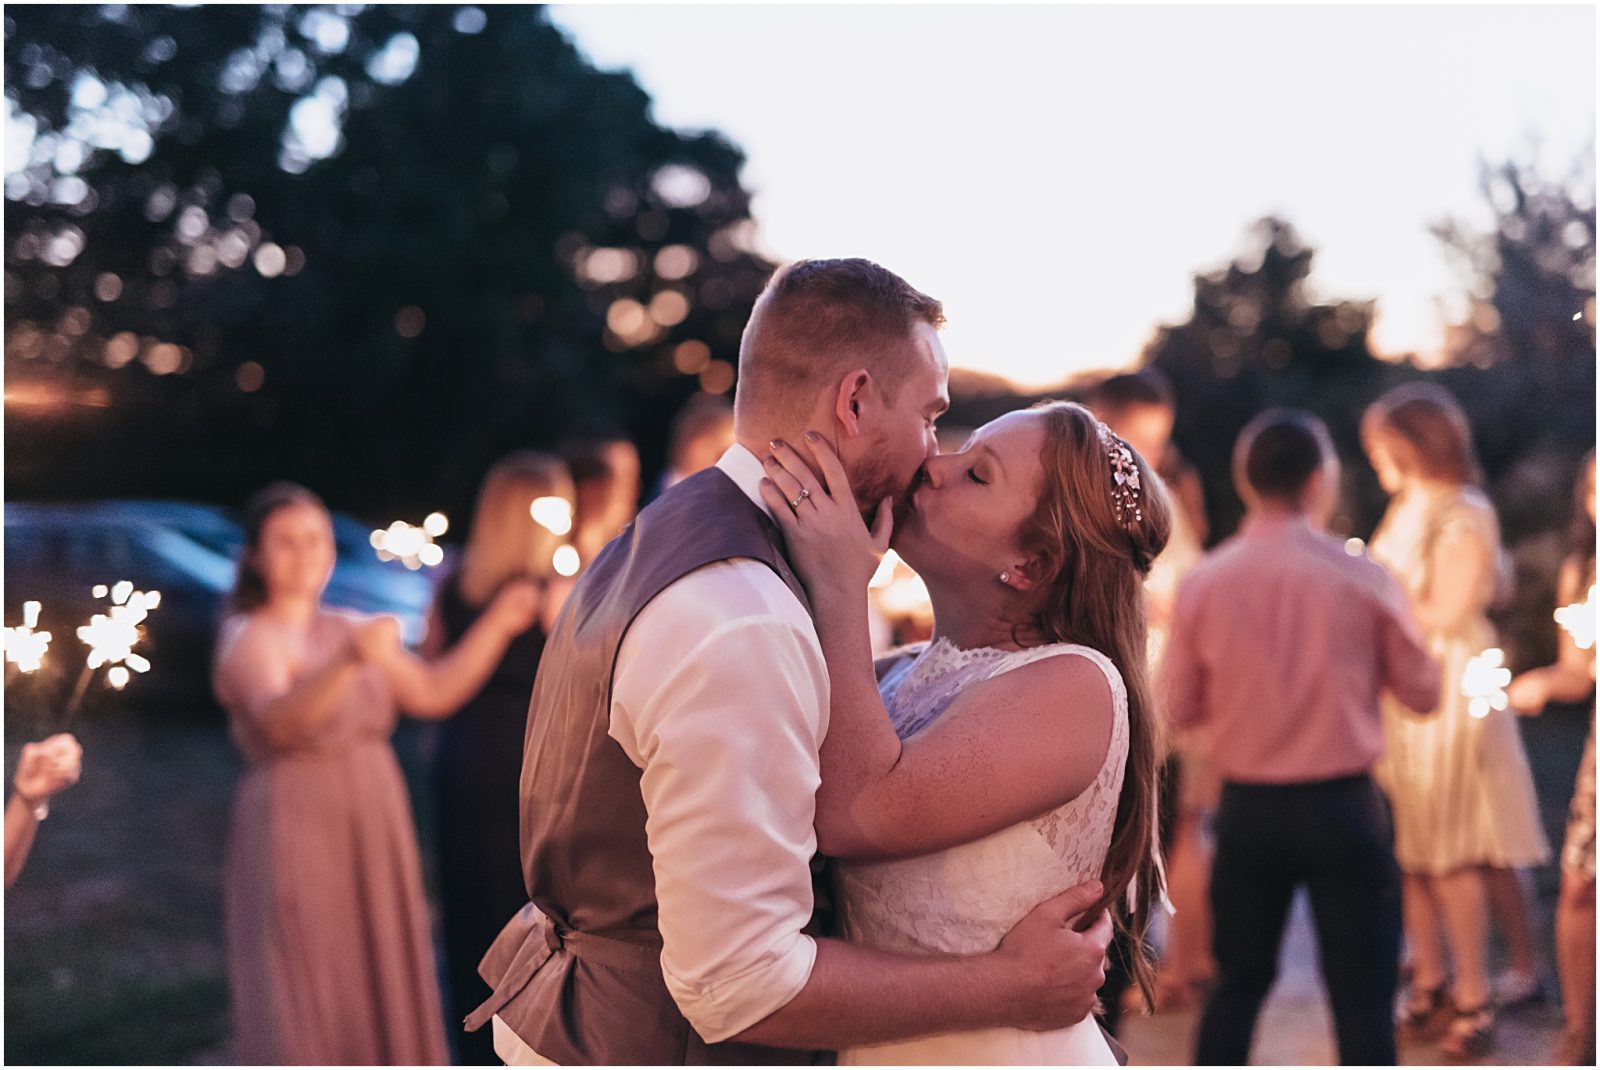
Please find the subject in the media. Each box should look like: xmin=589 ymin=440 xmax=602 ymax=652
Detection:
xmin=1013 ymin=400 xmax=1172 ymax=1008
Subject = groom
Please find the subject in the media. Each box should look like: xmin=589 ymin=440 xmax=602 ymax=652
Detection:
xmin=466 ymin=259 xmax=1114 ymax=1064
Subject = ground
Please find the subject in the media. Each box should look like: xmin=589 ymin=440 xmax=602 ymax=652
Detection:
xmin=3 ymin=703 xmax=1588 ymax=1064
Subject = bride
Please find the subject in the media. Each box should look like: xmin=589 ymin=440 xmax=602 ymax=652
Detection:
xmin=758 ymin=400 xmax=1170 ymax=1065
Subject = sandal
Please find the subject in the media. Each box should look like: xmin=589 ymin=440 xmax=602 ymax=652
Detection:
xmin=1397 ymin=982 xmax=1451 ymax=1036
xmin=1440 ymin=1004 xmax=1494 ymax=1059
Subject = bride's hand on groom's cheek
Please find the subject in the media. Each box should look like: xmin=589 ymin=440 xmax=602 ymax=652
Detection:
xmin=757 ymin=436 xmax=892 ymax=596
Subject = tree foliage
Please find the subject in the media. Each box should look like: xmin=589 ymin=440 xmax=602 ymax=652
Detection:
xmin=5 ymin=5 xmax=773 ymax=518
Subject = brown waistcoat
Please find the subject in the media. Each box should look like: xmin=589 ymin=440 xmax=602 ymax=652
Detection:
xmin=465 ymin=467 xmax=818 ymax=1064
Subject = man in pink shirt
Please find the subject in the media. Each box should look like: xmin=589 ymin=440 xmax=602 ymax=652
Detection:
xmin=1164 ymin=409 xmax=1441 ymax=1065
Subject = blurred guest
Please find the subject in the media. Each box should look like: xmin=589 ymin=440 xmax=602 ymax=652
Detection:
xmin=562 ymin=435 xmax=642 ymax=567
xmin=4 ymin=732 xmax=81 ymax=888
xmin=1166 ymin=410 xmax=1439 ymax=1064
xmin=423 ymin=453 xmax=576 ymax=1064
xmin=1363 ymin=383 xmax=1551 ymax=1057
xmin=651 ymin=394 xmax=736 ymax=500
xmin=1508 ymin=452 xmax=1596 ymax=1064
xmin=212 ymin=482 xmax=538 ymax=1065
xmin=1089 ymin=369 xmax=1213 ymax=1019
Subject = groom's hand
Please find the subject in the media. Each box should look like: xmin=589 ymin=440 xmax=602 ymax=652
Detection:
xmin=994 ymin=880 xmax=1113 ymax=1031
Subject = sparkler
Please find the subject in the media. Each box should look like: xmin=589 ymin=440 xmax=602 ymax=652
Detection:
xmin=63 ymin=581 xmax=161 ymax=723
xmin=371 ymin=514 xmax=448 ymax=570
xmin=530 ymin=497 xmax=575 ymax=537
xmin=1554 ymin=584 xmax=1597 ymax=651
xmin=1461 ymin=647 xmax=1512 ymax=719
xmin=3 ymin=600 xmax=53 ymax=678
xmin=552 ymin=545 xmax=581 ymax=578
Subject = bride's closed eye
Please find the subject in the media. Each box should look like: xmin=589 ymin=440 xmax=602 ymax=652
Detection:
xmin=967 ymin=468 xmax=989 ymax=486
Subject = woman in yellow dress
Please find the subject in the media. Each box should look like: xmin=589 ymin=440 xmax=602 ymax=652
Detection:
xmin=1363 ymin=383 xmax=1550 ymax=1058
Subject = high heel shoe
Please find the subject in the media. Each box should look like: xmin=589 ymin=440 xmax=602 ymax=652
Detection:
xmin=1440 ymin=1004 xmax=1493 ymax=1059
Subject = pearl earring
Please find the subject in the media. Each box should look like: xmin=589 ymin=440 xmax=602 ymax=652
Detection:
xmin=998 ymin=571 xmax=1011 ymax=584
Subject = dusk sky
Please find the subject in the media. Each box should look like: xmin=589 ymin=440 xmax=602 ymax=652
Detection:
xmin=550 ymin=5 xmax=1595 ymax=387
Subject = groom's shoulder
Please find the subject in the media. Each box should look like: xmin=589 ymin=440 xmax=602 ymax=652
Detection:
xmin=635 ymin=557 xmax=815 ymax=640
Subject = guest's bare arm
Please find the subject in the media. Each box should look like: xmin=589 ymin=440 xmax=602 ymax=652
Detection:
xmin=376 ymin=580 xmax=539 ymax=718
xmin=1509 ymin=560 xmax=1597 ymax=713
xmin=213 ymin=617 xmax=369 ymax=749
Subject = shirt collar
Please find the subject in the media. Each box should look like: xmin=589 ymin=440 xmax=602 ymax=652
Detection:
xmin=715 ymin=443 xmax=776 ymax=521
xmin=1241 ymin=511 xmax=1314 ymax=538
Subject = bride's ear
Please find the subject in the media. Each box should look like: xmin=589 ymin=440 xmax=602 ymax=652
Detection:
xmin=1000 ymin=559 xmax=1040 ymax=593
xmin=832 ymin=370 xmax=872 ymax=440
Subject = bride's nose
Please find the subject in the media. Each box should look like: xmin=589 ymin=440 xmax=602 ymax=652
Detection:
xmin=921 ymin=458 xmax=946 ymax=490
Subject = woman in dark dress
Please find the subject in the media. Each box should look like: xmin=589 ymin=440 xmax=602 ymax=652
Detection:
xmin=425 ymin=452 xmax=577 ymax=1064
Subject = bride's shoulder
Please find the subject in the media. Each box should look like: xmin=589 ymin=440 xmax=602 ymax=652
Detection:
xmin=1004 ymin=642 xmax=1122 ymax=688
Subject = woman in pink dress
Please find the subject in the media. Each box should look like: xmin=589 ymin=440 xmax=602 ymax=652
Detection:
xmin=213 ymin=482 xmax=537 ymax=1065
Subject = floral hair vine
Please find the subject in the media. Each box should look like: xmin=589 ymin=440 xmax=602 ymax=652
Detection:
xmin=1097 ymin=422 xmax=1143 ymax=527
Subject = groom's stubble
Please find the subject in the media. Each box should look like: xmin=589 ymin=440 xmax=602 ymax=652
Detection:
xmin=846 ymin=431 xmax=921 ymax=532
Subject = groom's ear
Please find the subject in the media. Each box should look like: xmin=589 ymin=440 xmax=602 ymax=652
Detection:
xmin=832 ymin=369 xmax=873 ymax=440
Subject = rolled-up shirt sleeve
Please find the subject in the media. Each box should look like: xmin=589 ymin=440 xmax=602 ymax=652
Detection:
xmin=611 ymin=567 xmax=831 ymax=1044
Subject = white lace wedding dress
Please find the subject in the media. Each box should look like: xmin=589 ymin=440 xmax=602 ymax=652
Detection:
xmin=836 ymin=637 xmax=1129 ymax=1065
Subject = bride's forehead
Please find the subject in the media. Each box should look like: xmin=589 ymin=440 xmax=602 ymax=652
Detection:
xmin=972 ymin=410 xmax=1046 ymax=450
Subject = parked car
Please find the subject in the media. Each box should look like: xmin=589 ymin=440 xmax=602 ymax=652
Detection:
xmin=3 ymin=500 xmax=443 ymax=715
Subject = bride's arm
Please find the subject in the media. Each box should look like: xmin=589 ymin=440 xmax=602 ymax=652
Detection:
xmin=810 ymin=586 xmax=1113 ymax=862
xmin=759 ymin=437 xmax=1115 ymax=864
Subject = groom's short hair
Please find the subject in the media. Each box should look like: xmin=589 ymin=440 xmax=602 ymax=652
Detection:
xmin=736 ymin=259 xmax=944 ymax=422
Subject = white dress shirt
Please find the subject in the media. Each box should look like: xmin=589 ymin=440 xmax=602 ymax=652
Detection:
xmin=495 ymin=444 xmax=829 ymax=1062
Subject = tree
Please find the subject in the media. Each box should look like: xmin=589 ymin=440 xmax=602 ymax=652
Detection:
xmin=4 ymin=5 xmax=773 ymax=518
xmin=1141 ymin=217 xmax=1389 ymax=538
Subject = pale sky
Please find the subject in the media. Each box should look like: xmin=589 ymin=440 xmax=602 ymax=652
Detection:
xmin=550 ymin=4 xmax=1595 ymax=388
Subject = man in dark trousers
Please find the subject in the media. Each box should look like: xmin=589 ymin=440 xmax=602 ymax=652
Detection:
xmin=1163 ymin=409 xmax=1442 ymax=1064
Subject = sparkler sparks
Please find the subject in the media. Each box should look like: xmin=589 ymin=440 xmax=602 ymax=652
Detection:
xmin=371 ymin=515 xmax=447 ymax=570
xmin=77 ymin=582 xmax=160 ymax=678
xmin=3 ymin=601 xmax=53 ymax=674
xmin=1555 ymin=584 xmax=1597 ymax=651
xmin=530 ymin=496 xmax=575 ymax=537
xmin=1461 ymin=647 xmax=1512 ymax=719
xmin=552 ymin=545 xmax=581 ymax=578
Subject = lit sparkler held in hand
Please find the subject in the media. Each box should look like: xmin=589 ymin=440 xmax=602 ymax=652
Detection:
xmin=1461 ymin=647 xmax=1512 ymax=720
xmin=65 ymin=581 xmax=162 ymax=721
xmin=371 ymin=512 xmax=448 ymax=570
xmin=1555 ymin=584 xmax=1597 ymax=651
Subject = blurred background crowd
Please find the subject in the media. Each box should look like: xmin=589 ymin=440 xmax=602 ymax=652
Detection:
xmin=2 ymin=4 xmax=1594 ymax=1065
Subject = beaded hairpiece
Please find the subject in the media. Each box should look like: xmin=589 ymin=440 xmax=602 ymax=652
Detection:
xmin=1098 ymin=423 xmax=1143 ymax=527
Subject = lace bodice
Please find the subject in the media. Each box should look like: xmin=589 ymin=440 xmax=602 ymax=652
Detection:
xmin=834 ymin=636 xmax=1130 ymax=956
